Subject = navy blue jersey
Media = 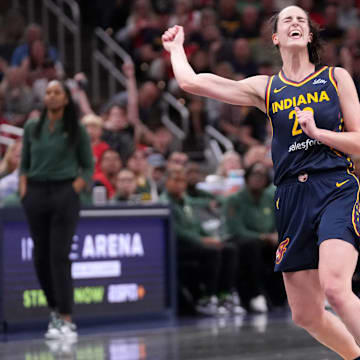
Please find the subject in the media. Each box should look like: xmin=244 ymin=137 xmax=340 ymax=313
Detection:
xmin=266 ymin=66 xmax=352 ymax=185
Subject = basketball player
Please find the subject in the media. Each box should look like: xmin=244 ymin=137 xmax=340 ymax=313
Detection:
xmin=162 ymin=5 xmax=360 ymax=359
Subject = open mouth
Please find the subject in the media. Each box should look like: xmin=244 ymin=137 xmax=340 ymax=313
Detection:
xmin=289 ymin=30 xmax=302 ymax=39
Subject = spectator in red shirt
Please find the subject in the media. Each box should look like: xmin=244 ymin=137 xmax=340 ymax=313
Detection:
xmin=93 ymin=149 xmax=122 ymax=199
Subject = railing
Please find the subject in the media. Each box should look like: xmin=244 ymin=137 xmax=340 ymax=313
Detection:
xmin=161 ymin=113 xmax=186 ymax=141
xmin=92 ymin=27 xmax=131 ymax=103
xmin=204 ymin=125 xmax=234 ymax=166
xmin=205 ymin=125 xmax=234 ymax=151
xmin=207 ymin=139 xmax=224 ymax=163
xmin=92 ymin=27 xmax=190 ymax=140
xmin=162 ymin=92 xmax=189 ymax=136
xmin=42 ymin=0 xmax=81 ymax=74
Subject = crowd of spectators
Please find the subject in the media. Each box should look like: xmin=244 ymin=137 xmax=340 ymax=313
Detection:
xmin=1 ymin=0 xmax=360 ymax=316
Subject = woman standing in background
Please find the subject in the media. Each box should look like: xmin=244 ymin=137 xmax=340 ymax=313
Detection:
xmin=20 ymin=80 xmax=94 ymax=339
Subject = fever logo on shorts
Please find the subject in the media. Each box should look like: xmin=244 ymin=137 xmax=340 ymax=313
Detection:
xmin=276 ymin=237 xmax=290 ymax=264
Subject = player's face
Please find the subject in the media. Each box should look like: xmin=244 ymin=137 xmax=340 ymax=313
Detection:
xmin=272 ymin=6 xmax=312 ymax=51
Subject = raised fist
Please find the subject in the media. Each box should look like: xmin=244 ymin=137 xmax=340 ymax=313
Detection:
xmin=162 ymin=25 xmax=184 ymax=52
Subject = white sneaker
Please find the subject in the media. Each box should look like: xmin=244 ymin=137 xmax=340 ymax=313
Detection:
xmin=195 ymin=295 xmax=229 ymax=316
xmin=59 ymin=320 xmax=78 ymax=339
xmin=222 ymin=292 xmax=246 ymax=315
xmin=44 ymin=312 xmax=62 ymax=340
xmin=44 ymin=312 xmax=78 ymax=340
xmin=249 ymin=295 xmax=268 ymax=313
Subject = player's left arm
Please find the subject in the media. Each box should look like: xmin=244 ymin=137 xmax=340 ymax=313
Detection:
xmin=296 ymin=67 xmax=360 ymax=155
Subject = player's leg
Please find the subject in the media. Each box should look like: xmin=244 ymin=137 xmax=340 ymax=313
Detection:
xmin=283 ymin=269 xmax=360 ymax=359
xmin=319 ymin=239 xmax=360 ymax=344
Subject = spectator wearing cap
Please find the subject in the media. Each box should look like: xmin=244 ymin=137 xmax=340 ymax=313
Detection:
xmin=147 ymin=153 xmax=166 ymax=195
xmin=82 ymin=114 xmax=110 ymax=176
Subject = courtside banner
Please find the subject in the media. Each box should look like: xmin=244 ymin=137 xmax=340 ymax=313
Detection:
xmin=0 ymin=206 xmax=175 ymax=325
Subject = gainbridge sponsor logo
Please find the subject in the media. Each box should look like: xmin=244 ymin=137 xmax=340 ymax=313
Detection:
xmin=288 ymin=138 xmax=322 ymax=153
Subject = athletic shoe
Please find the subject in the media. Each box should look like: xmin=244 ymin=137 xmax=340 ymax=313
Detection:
xmin=44 ymin=312 xmax=78 ymax=340
xmin=59 ymin=320 xmax=78 ymax=339
xmin=221 ymin=292 xmax=246 ymax=315
xmin=44 ymin=311 xmax=63 ymax=340
xmin=249 ymin=295 xmax=268 ymax=313
xmin=195 ymin=295 xmax=229 ymax=316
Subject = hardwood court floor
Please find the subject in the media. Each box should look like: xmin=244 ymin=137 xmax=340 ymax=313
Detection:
xmin=0 ymin=311 xmax=341 ymax=360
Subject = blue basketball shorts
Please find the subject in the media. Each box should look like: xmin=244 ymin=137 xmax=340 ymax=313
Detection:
xmin=274 ymin=169 xmax=360 ymax=272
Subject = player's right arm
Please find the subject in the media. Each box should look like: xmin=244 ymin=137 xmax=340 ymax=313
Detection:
xmin=162 ymin=26 xmax=268 ymax=112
